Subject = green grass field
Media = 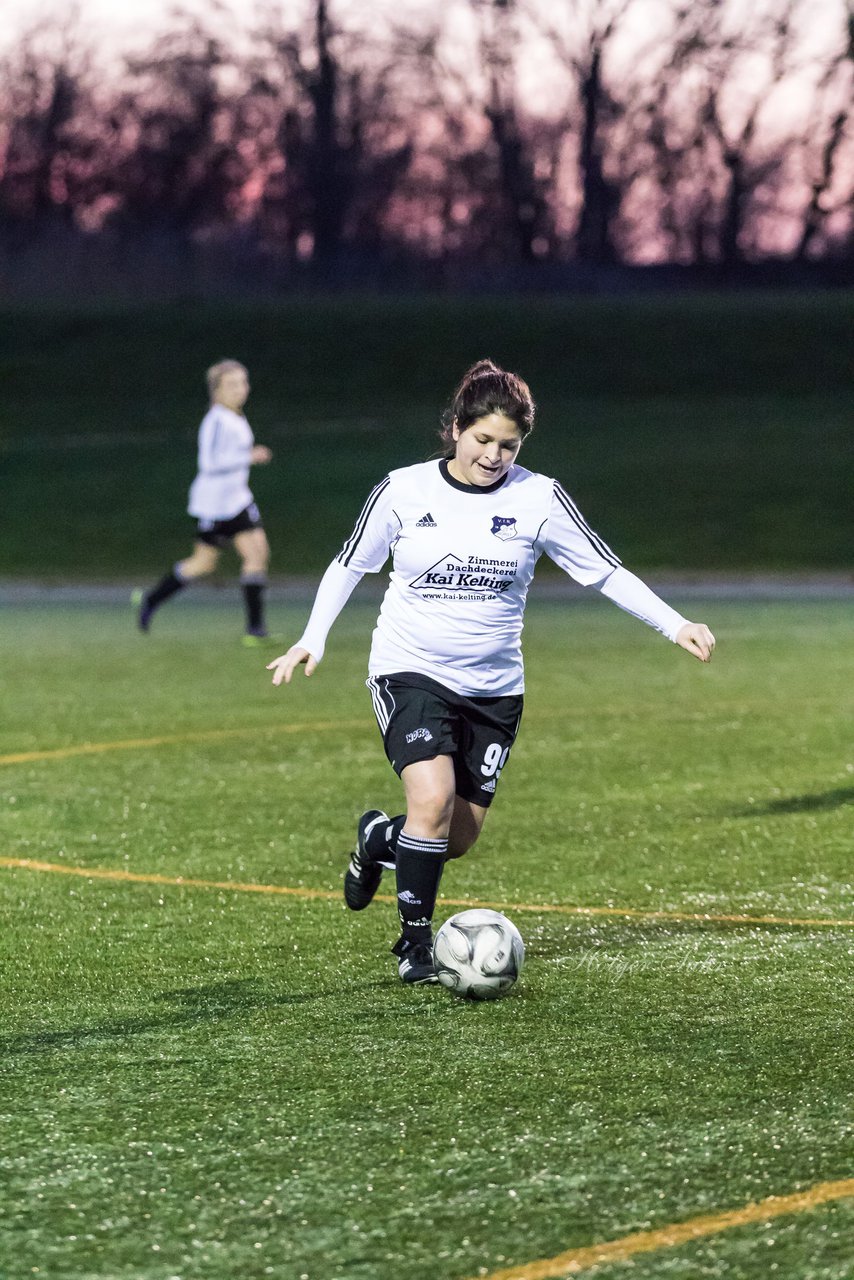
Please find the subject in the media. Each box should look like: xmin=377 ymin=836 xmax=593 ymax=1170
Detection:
xmin=1 ymin=594 xmax=852 ymax=1279
xmin=2 ymin=292 xmax=853 ymax=576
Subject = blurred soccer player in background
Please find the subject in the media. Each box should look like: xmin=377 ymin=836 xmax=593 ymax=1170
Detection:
xmin=135 ymin=359 xmax=274 ymax=644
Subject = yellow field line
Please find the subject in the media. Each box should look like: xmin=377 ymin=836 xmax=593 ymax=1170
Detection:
xmin=0 ymin=857 xmax=343 ymax=900
xmin=468 ymin=1176 xmax=854 ymax=1280
xmin=0 ymin=706 xmax=755 ymax=766
xmin=1 ymin=857 xmax=852 ymax=928
xmin=0 ymin=718 xmax=369 ymax=766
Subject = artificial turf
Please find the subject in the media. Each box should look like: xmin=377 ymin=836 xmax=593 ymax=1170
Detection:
xmin=1 ymin=595 xmax=852 ymax=1279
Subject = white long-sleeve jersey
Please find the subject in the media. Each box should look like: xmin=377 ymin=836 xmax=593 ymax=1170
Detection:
xmin=298 ymin=459 xmax=688 ymax=696
xmin=187 ymin=404 xmax=255 ymax=521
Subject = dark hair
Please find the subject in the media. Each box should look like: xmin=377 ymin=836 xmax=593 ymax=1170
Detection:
xmin=439 ymin=359 xmax=535 ymax=456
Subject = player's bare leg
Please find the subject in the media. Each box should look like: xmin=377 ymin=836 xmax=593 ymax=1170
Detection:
xmin=177 ymin=541 xmax=220 ymax=580
xmin=136 ymin=541 xmax=219 ymax=632
xmin=401 ymin=755 xmax=456 ymax=840
xmin=446 ymin=795 xmax=489 ymax=859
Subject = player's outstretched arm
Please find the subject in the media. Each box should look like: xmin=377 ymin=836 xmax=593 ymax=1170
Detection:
xmin=267 ymin=646 xmax=317 ymax=685
xmin=675 ymin=622 xmax=715 ymax=663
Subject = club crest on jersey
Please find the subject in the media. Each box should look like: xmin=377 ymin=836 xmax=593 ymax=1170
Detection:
xmin=491 ymin=515 xmax=517 ymax=541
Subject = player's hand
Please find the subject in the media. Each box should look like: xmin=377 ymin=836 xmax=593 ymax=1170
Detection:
xmin=267 ymin=646 xmax=317 ymax=685
xmin=251 ymin=444 xmax=273 ymax=464
xmin=675 ymin=622 xmax=715 ymax=663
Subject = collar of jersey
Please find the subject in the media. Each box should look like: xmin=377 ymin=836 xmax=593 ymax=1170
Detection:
xmin=439 ymin=458 xmax=511 ymax=494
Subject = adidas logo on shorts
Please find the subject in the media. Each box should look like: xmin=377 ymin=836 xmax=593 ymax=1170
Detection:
xmin=416 ymin=512 xmax=438 ymax=527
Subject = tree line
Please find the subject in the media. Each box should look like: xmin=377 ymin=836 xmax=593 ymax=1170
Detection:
xmin=0 ymin=0 xmax=852 ymax=292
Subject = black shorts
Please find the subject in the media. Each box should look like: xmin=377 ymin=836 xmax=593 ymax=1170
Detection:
xmin=196 ymin=503 xmax=263 ymax=547
xmin=366 ymin=671 xmax=523 ymax=807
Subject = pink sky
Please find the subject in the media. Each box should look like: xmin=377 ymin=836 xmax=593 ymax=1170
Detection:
xmin=1 ymin=0 xmax=414 ymax=49
xmin=2 ymin=0 xmax=848 ymax=258
xmin=3 ymin=0 xmax=845 ymax=113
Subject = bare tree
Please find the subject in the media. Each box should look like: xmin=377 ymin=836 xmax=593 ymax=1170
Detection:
xmin=636 ymin=0 xmax=824 ymax=265
xmin=473 ymin=0 xmax=555 ymax=261
xmin=2 ymin=0 xmax=852 ymax=287
xmin=793 ymin=0 xmax=854 ymax=259
xmin=108 ymin=23 xmax=244 ymax=247
xmin=385 ymin=0 xmax=562 ymax=269
xmin=252 ymin=0 xmax=413 ymax=271
xmin=0 ymin=21 xmax=93 ymax=236
xmin=534 ymin=0 xmax=639 ymax=265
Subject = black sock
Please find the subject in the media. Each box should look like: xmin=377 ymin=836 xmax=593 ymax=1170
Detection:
xmin=241 ymin=577 xmax=266 ymax=633
xmin=394 ymin=831 xmax=448 ymax=941
xmin=366 ymin=814 xmax=405 ymax=866
xmin=146 ymin=570 xmax=185 ymax=610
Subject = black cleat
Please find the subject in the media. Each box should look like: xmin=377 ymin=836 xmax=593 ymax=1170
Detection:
xmin=132 ymin=589 xmax=154 ymax=633
xmin=392 ymin=936 xmax=438 ymax=985
xmin=344 ymin=809 xmax=389 ymax=910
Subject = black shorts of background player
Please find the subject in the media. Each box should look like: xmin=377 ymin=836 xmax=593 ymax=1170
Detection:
xmin=135 ymin=360 xmax=274 ymax=645
xmin=268 ymin=360 xmax=716 ymax=986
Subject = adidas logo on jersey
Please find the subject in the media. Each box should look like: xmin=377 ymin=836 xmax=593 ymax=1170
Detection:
xmin=480 ymin=778 xmax=497 ymax=793
xmin=416 ymin=512 xmax=438 ymax=527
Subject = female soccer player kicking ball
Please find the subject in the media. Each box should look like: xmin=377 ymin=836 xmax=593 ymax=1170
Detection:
xmin=268 ymin=360 xmax=714 ymax=985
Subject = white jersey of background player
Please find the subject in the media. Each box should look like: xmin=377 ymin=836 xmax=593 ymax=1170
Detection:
xmin=269 ymin=360 xmax=715 ymax=986
xmin=187 ymin=400 xmax=256 ymax=522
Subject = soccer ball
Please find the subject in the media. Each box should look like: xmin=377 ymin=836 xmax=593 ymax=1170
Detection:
xmin=434 ymin=908 xmax=525 ymax=1000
